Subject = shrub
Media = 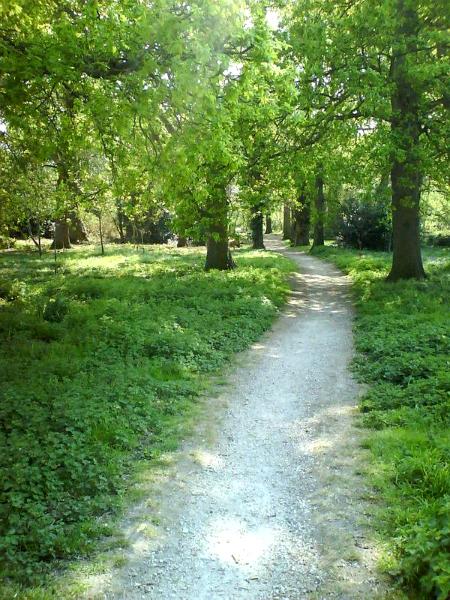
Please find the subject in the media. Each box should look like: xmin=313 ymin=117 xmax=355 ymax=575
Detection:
xmin=427 ymin=234 xmax=450 ymax=248
xmin=43 ymin=297 xmax=69 ymax=323
xmin=0 ymin=235 xmax=15 ymax=250
xmin=335 ymin=196 xmax=392 ymax=250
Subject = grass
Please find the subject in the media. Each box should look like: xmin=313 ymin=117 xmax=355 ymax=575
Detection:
xmin=0 ymin=243 xmax=295 ymax=597
xmin=309 ymin=244 xmax=450 ymax=600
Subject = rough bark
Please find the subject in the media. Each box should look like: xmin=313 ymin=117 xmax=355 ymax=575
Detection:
xmin=292 ymin=193 xmax=311 ymax=246
xmin=68 ymin=213 xmax=88 ymax=243
xmin=312 ymin=173 xmax=325 ymax=248
xmin=54 ymin=159 xmax=87 ymax=244
xmin=282 ymin=204 xmax=291 ymax=240
xmin=250 ymin=205 xmax=265 ymax=249
xmin=205 ymin=228 xmax=235 ymax=270
xmin=51 ymin=220 xmax=71 ymax=249
xmin=177 ymin=236 xmax=187 ymax=248
xmin=387 ymin=0 xmax=425 ymax=281
xmin=205 ymin=190 xmax=235 ymax=271
xmin=265 ymin=215 xmax=273 ymax=234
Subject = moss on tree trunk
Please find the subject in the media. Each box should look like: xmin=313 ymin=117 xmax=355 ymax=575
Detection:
xmin=205 ymin=189 xmax=235 ymax=271
xmin=250 ymin=205 xmax=265 ymax=249
xmin=312 ymin=173 xmax=325 ymax=247
xmin=292 ymin=192 xmax=310 ymax=246
xmin=387 ymin=0 xmax=425 ymax=281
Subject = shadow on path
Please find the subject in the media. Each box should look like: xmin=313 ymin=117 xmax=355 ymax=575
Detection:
xmin=83 ymin=235 xmax=391 ymax=600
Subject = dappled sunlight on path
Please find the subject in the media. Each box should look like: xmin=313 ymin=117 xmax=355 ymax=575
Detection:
xmin=83 ymin=234 xmax=389 ymax=600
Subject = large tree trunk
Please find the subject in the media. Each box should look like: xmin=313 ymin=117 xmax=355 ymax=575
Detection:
xmin=282 ymin=204 xmax=291 ymax=240
xmin=265 ymin=215 xmax=273 ymax=234
xmin=312 ymin=172 xmax=325 ymax=247
xmin=205 ymin=190 xmax=235 ymax=271
xmin=250 ymin=204 xmax=265 ymax=249
xmin=51 ymin=220 xmax=71 ymax=249
xmin=68 ymin=213 xmax=88 ymax=243
xmin=292 ymin=193 xmax=310 ymax=246
xmin=205 ymin=229 xmax=235 ymax=270
xmin=387 ymin=0 xmax=425 ymax=281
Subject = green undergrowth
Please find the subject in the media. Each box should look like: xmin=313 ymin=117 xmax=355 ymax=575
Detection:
xmin=311 ymin=244 xmax=450 ymax=599
xmin=0 ymin=244 xmax=294 ymax=595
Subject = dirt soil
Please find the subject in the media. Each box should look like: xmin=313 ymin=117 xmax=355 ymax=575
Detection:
xmin=83 ymin=235 xmax=392 ymax=599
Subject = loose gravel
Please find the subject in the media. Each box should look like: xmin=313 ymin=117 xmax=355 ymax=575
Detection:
xmin=84 ymin=236 xmax=391 ymax=599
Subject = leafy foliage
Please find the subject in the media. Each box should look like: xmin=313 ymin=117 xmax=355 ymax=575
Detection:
xmin=0 ymin=244 xmax=293 ymax=587
xmin=312 ymin=244 xmax=450 ymax=599
xmin=0 ymin=1 xmax=449 ymax=598
xmin=335 ymin=196 xmax=392 ymax=250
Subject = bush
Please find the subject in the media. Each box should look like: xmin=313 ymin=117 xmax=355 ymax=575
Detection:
xmin=335 ymin=197 xmax=392 ymax=250
xmin=427 ymin=234 xmax=450 ymax=248
xmin=0 ymin=235 xmax=16 ymax=250
xmin=43 ymin=297 xmax=69 ymax=323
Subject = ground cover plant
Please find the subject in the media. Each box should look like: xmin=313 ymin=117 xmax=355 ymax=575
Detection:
xmin=311 ymin=245 xmax=450 ymax=599
xmin=0 ymin=244 xmax=294 ymax=593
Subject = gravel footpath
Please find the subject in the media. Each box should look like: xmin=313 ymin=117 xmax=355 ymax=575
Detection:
xmin=84 ymin=236 xmax=390 ymax=600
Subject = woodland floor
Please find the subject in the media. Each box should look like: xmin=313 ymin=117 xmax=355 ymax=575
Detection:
xmin=82 ymin=235 xmax=395 ymax=600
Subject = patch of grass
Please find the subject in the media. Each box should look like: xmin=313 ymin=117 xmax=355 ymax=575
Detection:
xmin=0 ymin=244 xmax=294 ymax=595
xmin=311 ymin=244 xmax=450 ymax=599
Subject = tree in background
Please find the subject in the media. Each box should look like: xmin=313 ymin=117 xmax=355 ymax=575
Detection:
xmin=285 ymin=0 xmax=449 ymax=279
xmin=0 ymin=0 xmax=447 ymax=275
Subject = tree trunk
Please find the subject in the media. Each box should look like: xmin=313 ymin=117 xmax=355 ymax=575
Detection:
xmin=28 ymin=218 xmax=42 ymax=256
xmin=177 ymin=236 xmax=187 ymax=248
xmin=98 ymin=215 xmax=104 ymax=255
xmin=387 ymin=0 xmax=425 ymax=281
xmin=205 ymin=220 xmax=235 ymax=270
xmin=250 ymin=204 xmax=265 ymax=249
xmin=205 ymin=237 xmax=235 ymax=270
xmin=282 ymin=204 xmax=291 ymax=240
xmin=205 ymin=189 xmax=235 ymax=271
xmin=265 ymin=215 xmax=273 ymax=234
xmin=312 ymin=172 xmax=325 ymax=247
xmin=51 ymin=220 xmax=71 ymax=249
xmin=292 ymin=193 xmax=310 ymax=246
xmin=68 ymin=213 xmax=88 ymax=243
xmin=115 ymin=208 xmax=126 ymax=243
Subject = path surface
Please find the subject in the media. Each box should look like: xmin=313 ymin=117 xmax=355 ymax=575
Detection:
xmin=86 ymin=236 xmax=389 ymax=600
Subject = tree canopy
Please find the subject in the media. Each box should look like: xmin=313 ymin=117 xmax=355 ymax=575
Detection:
xmin=0 ymin=0 xmax=448 ymax=276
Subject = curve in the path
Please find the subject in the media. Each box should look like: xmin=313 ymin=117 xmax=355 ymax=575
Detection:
xmin=87 ymin=236 xmax=389 ymax=600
